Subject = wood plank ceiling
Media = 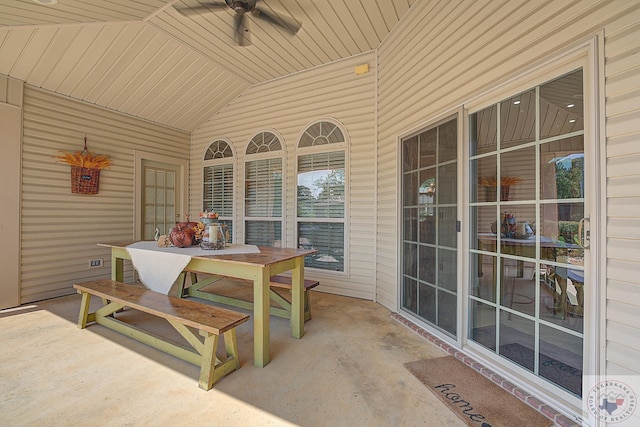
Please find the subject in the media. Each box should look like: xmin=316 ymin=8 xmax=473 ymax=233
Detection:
xmin=0 ymin=0 xmax=417 ymax=131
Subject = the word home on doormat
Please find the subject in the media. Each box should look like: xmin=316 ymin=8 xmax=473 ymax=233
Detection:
xmin=404 ymin=356 xmax=553 ymax=427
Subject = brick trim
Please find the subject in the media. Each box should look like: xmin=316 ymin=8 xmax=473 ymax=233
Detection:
xmin=391 ymin=313 xmax=579 ymax=427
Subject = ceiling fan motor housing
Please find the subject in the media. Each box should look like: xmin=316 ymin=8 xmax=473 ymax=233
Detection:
xmin=229 ymin=1 xmax=254 ymax=14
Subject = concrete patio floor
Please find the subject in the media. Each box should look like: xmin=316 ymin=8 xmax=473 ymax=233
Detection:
xmin=0 ymin=280 xmax=475 ymax=426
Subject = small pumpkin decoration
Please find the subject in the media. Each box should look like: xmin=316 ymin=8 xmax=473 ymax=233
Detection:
xmin=156 ymin=235 xmax=171 ymax=248
xmin=169 ymin=222 xmax=195 ymax=248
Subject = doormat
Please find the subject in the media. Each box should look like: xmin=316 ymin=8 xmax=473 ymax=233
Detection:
xmin=404 ymin=356 xmax=553 ymax=427
xmin=499 ymin=343 xmax=582 ymax=396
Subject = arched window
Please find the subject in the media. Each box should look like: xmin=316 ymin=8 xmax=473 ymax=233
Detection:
xmin=296 ymin=120 xmax=347 ymax=272
xmin=244 ymin=131 xmax=284 ymax=247
xmin=204 ymin=140 xmax=234 ymax=159
xmin=298 ymin=121 xmax=345 ymax=147
xmin=203 ymin=139 xmax=234 ymax=241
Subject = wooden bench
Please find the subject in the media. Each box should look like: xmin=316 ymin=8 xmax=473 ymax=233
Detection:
xmin=74 ymin=279 xmax=250 ymax=390
xmin=179 ymin=273 xmax=319 ymax=322
xmin=269 ymin=275 xmax=320 ymax=322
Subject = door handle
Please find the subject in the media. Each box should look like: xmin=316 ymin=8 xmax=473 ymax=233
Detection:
xmin=578 ymin=217 xmax=590 ymax=249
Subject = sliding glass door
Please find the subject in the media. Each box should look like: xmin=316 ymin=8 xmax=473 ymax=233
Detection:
xmin=401 ymin=116 xmax=458 ymax=337
xmin=468 ymin=69 xmax=587 ymax=397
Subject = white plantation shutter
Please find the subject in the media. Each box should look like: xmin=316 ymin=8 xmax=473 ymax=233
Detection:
xmin=298 ymin=222 xmax=344 ymax=271
xmin=245 ymin=158 xmax=282 ymax=217
xmin=203 ymin=140 xmax=234 ymax=241
xmin=245 ymin=221 xmax=282 ymax=247
xmin=203 ymin=163 xmax=233 ymax=216
xmin=244 ymin=132 xmax=284 ymax=247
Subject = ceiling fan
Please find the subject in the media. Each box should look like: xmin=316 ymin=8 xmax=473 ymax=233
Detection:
xmin=174 ymin=0 xmax=302 ymax=47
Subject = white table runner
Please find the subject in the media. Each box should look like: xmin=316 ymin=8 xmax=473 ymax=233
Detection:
xmin=126 ymin=241 xmax=260 ymax=294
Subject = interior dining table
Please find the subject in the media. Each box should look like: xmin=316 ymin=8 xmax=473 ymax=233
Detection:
xmin=98 ymin=241 xmax=317 ymax=368
xmin=475 ymin=233 xmax=584 ymax=319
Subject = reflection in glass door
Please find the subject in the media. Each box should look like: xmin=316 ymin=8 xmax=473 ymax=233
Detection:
xmin=469 ymin=69 xmax=586 ymax=397
xmin=401 ymin=117 xmax=458 ymax=337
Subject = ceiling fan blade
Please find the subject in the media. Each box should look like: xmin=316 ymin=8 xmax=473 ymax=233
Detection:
xmin=252 ymin=5 xmax=301 ymax=35
xmin=234 ymin=13 xmax=251 ymax=46
xmin=174 ymin=1 xmax=229 ymax=16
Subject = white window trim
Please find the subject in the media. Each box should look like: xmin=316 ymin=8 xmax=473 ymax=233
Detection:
xmin=295 ymin=119 xmax=350 ymax=277
xmin=243 ymin=130 xmax=286 ymax=246
xmin=459 ymin=36 xmax=603 ymax=421
xmin=202 ymin=139 xmax=236 ymax=239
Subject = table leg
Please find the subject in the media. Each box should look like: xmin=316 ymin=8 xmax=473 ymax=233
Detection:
xmin=253 ymin=268 xmax=271 ymax=367
xmin=291 ymin=257 xmax=305 ymax=339
xmin=112 ymin=252 xmax=124 ymax=282
xmin=554 ymin=275 xmax=568 ymax=320
xmin=107 ymin=250 xmax=125 ymax=308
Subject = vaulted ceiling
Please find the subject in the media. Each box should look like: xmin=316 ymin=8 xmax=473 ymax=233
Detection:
xmin=0 ymin=0 xmax=417 ymax=131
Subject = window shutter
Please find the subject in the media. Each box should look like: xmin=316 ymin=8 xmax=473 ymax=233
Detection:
xmin=203 ymin=163 xmax=233 ymax=216
xmin=297 ymin=222 xmax=344 ymax=271
xmin=245 ymin=158 xmax=282 ymax=217
xmin=245 ymin=221 xmax=282 ymax=247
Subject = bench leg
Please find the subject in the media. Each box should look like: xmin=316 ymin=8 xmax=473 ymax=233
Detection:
xmin=198 ymin=328 xmax=242 ymax=390
xmin=223 ymin=329 xmax=240 ymax=371
xmin=77 ymin=292 xmax=92 ymax=329
xmin=199 ymin=332 xmax=220 ymax=391
xmin=271 ymin=288 xmax=313 ymax=324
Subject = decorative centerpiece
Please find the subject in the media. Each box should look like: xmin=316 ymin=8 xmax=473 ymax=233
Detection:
xmin=157 ymin=214 xmax=205 ymax=248
xmin=199 ymin=211 xmax=226 ymax=250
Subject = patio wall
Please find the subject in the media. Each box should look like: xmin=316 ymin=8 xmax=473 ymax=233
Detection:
xmin=190 ymin=51 xmax=377 ymax=300
xmin=18 ymin=86 xmax=190 ymax=303
xmin=376 ymin=0 xmax=640 ymax=401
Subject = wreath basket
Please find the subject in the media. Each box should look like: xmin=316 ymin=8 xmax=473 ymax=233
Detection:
xmin=54 ymin=137 xmax=112 ymax=195
xmin=70 ymin=166 xmax=101 ymax=195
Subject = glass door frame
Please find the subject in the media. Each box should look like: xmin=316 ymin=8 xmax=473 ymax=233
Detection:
xmin=397 ymin=109 xmax=465 ymax=343
xmin=461 ymin=40 xmax=603 ymax=417
xmin=134 ymin=150 xmax=189 ymax=241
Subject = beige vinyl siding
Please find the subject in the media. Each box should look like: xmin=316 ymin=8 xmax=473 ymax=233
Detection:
xmin=0 ymin=75 xmax=22 ymax=106
xmin=20 ymin=86 xmax=189 ymax=303
xmin=603 ymin=8 xmax=640 ymax=375
xmin=190 ymin=52 xmax=377 ymax=299
xmin=0 ymin=75 xmax=22 ymax=309
xmin=375 ymin=0 xmax=640 ymax=395
xmin=376 ymin=0 xmax=638 ymax=316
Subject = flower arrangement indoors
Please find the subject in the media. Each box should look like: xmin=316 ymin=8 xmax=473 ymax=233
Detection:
xmin=479 ymin=175 xmax=523 ymax=201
